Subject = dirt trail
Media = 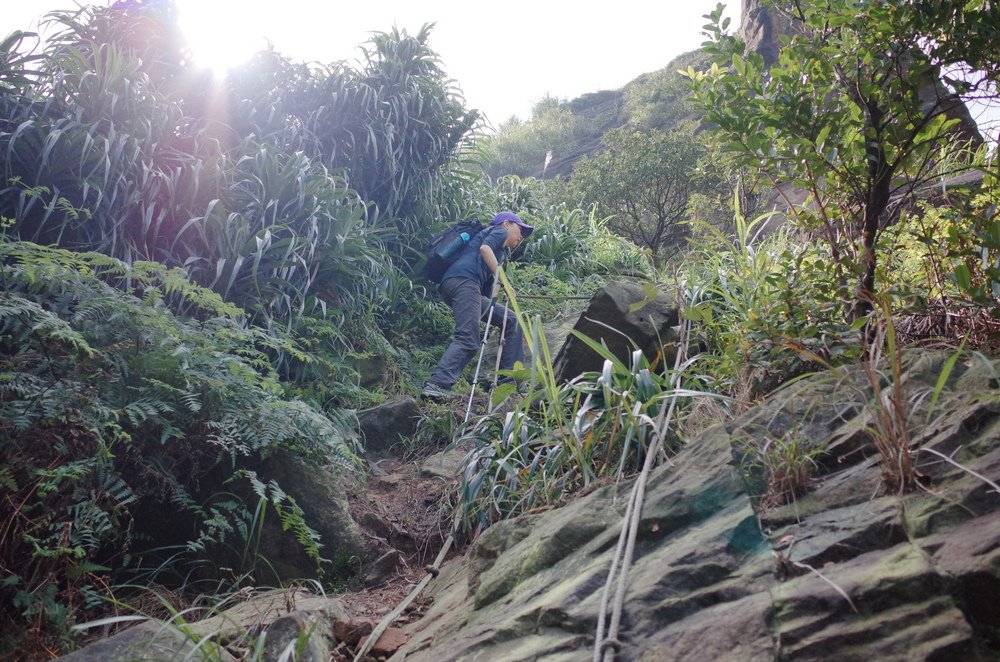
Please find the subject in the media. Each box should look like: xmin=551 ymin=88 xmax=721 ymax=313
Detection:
xmin=332 ymin=397 xmax=482 ymax=660
xmin=330 ymin=387 xmax=521 ymax=659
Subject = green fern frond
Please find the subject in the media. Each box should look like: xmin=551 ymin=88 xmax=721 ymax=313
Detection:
xmin=0 ymin=294 xmax=94 ymax=356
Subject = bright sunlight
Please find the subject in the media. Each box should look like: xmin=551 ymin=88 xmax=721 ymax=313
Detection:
xmin=176 ymin=0 xmax=262 ymax=74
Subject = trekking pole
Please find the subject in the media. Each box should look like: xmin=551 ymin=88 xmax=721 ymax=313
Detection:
xmin=464 ymin=288 xmax=499 ymax=423
xmin=492 ymin=302 xmax=510 ymax=389
xmin=485 ymin=300 xmax=511 ymax=414
xmin=464 ymin=260 xmax=508 ymax=423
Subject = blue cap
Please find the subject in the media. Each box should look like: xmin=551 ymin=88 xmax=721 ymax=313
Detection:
xmin=491 ymin=211 xmax=533 ymax=237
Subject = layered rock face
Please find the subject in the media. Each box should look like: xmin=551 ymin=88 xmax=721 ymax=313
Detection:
xmin=392 ymin=351 xmax=1000 ymax=660
xmin=739 ymin=0 xmax=799 ymax=67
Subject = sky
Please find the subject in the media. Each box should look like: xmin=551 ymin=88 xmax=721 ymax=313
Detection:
xmin=5 ymin=1 xmax=996 ymax=138
xmin=3 ymin=0 xmax=737 ymax=129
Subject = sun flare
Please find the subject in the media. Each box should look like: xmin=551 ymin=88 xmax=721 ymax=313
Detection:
xmin=176 ymin=1 xmax=262 ymax=75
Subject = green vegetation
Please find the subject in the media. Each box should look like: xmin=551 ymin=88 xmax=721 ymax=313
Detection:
xmin=478 ymin=96 xmax=591 ymax=180
xmin=570 ymin=124 xmax=706 ymax=266
xmin=622 ymin=51 xmax=711 ymax=131
xmin=685 ymin=0 xmax=993 ymax=321
xmin=682 ymin=202 xmax=855 ymax=400
xmin=1 ymin=0 xmax=998 ymax=656
xmin=0 ymin=241 xmax=357 ymax=652
xmin=0 ymin=3 xmax=481 ymax=653
xmin=455 ymin=276 xmax=709 ymax=531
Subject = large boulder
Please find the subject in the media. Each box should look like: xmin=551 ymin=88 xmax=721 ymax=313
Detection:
xmin=358 ymin=397 xmax=422 ymax=455
xmin=242 ymin=451 xmax=366 ymax=582
xmin=59 ymin=589 xmax=349 ymax=662
xmin=552 ymin=280 xmax=680 ymax=382
xmin=391 ymin=351 xmax=1000 ymax=660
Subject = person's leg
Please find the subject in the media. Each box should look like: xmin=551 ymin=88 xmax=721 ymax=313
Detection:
xmin=484 ymin=299 xmax=524 ymax=372
xmin=428 ymin=278 xmax=483 ymax=389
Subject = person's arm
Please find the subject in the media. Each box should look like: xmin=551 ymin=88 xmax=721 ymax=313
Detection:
xmin=480 ymin=228 xmax=506 ymax=297
xmin=480 ymin=242 xmax=499 ymax=276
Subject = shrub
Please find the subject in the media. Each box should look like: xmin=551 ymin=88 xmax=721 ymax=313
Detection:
xmin=682 ymin=204 xmax=858 ymax=401
xmin=0 ymin=241 xmax=357 ymax=652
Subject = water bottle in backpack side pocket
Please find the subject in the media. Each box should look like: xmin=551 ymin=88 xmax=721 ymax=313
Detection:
xmin=434 ymin=231 xmax=471 ymax=261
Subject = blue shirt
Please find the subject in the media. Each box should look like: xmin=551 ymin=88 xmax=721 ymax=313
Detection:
xmin=441 ymin=225 xmax=508 ymax=296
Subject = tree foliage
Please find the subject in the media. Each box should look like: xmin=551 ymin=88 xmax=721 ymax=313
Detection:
xmin=570 ymin=124 xmax=704 ymax=265
xmin=685 ymin=0 xmax=993 ymax=319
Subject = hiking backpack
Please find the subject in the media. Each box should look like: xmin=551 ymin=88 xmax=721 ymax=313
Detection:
xmin=422 ymin=220 xmax=486 ymax=283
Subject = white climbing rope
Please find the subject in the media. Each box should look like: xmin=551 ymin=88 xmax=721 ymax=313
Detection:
xmin=593 ymin=318 xmax=691 ymax=662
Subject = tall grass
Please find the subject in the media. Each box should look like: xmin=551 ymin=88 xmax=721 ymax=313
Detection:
xmin=860 ymin=296 xmax=919 ymax=494
xmin=455 ymin=270 xmax=712 ymax=532
xmin=682 ymin=200 xmax=856 ymax=401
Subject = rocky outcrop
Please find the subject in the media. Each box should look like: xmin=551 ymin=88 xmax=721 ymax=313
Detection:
xmin=392 ymin=415 xmax=767 ymax=660
xmin=61 ymin=352 xmax=1000 ymax=661
xmin=536 ymin=90 xmax=627 ymax=179
xmin=739 ymin=0 xmax=799 ymax=67
xmin=553 ymin=280 xmax=680 ymax=382
xmin=391 ymin=351 xmax=1000 ymax=660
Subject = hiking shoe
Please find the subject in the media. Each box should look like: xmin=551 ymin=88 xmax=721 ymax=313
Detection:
xmin=421 ymin=382 xmax=455 ymax=400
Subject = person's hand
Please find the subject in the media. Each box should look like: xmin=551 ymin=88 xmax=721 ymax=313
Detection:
xmin=491 ymin=280 xmax=501 ymax=299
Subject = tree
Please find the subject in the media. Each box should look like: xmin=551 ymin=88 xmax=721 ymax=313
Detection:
xmin=686 ymin=0 xmax=994 ymax=320
xmin=570 ymin=125 xmax=704 ymax=266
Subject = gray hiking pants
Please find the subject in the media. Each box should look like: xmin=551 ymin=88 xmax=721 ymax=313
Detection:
xmin=428 ymin=277 xmax=524 ymax=388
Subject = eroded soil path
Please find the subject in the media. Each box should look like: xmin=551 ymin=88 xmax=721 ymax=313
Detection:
xmin=331 ymin=397 xmax=482 ymax=660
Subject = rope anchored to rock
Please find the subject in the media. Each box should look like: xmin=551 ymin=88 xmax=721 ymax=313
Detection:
xmin=593 ymin=317 xmax=692 ymax=662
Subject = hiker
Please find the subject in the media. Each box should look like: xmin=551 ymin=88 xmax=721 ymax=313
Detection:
xmin=422 ymin=211 xmax=533 ymax=399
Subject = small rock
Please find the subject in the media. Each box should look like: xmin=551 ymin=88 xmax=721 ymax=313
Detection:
xmin=334 ymin=618 xmax=374 ymax=646
xmin=380 ymin=473 xmax=405 ymax=485
xmin=371 ymin=627 xmax=409 ymax=656
xmin=364 ymin=549 xmax=403 ymax=585
xmin=420 ymin=445 xmax=471 ymax=480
